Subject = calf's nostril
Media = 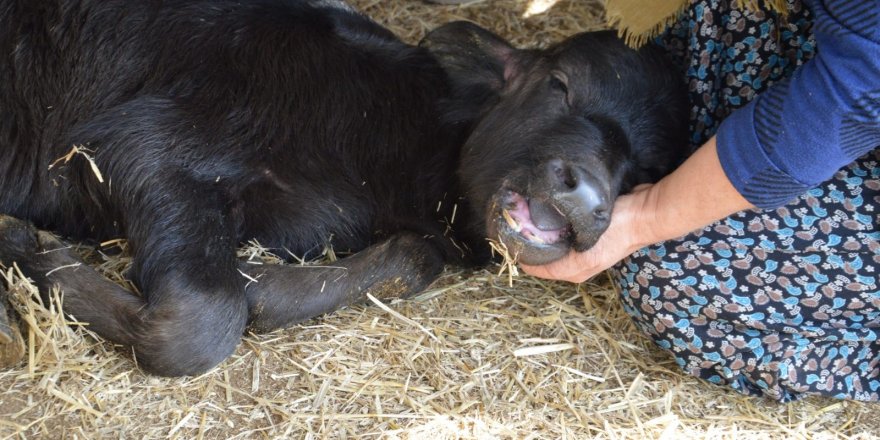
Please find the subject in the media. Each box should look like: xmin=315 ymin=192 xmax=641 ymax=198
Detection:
xmin=546 ymin=159 xmax=578 ymax=190
xmin=563 ymin=172 xmax=577 ymax=190
xmin=554 ymin=168 xmax=611 ymax=224
xmin=593 ymin=207 xmax=609 ymax=221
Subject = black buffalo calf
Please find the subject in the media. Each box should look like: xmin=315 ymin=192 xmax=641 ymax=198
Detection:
xmin=0 ymin=1 xmax=687 ymax=376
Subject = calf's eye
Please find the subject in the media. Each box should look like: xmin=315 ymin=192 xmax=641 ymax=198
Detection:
xmin=549 ymin=71 xmax=570 ymax=106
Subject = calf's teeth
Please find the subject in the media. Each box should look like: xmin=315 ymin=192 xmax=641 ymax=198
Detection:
xmin=502 ymin=209 xmax=521 ymax=232
xmin=522 ymin=229 xmax=546 ymax=244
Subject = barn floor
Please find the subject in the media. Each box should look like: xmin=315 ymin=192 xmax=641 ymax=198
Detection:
xmin=1 ymin=1 xmax=878 ymax=439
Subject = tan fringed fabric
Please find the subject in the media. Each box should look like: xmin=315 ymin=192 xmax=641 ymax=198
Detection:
xmin=605 ymin=0 xmax=792 ymax=48
xmin=605 ymin=0 xmax=689 ymax=47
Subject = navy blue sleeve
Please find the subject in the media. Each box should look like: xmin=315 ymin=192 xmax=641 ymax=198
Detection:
xmin=716 ymin=0 xmax=880 ymax=209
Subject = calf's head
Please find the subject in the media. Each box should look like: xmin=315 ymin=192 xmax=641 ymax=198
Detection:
xmin=422 ymin=22 xmax=688 ymax=265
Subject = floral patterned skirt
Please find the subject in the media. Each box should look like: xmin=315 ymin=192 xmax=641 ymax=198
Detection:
xmin=611 ymin=0 xmax=880 ymax=402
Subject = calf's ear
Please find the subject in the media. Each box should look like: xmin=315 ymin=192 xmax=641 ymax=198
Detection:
xmin=420 ymin=21 xmax=517 ymax=94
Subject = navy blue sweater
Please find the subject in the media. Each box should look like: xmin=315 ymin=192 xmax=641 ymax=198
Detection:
xmin=716 ymin=0 xmax=880 ymax=209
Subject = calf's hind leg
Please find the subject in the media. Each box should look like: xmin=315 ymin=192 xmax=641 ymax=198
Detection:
xmin=0 ymin=174 xmax=249 ymax=377
xmin=242 ymin=232 xmax=446 ymax=333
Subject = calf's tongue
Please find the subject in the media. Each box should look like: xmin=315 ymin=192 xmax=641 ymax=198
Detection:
xmin=527 ymin=199 xmax=566 ymax=231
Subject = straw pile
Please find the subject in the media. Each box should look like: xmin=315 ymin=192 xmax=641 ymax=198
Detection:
xmin=1 ymin=1 xmax=878 ymax=439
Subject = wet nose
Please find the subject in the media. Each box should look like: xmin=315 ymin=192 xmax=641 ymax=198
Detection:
xmin=545 ymin=159 xmax=610 ymax=223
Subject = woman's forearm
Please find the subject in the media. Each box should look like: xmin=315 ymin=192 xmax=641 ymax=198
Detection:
xmin=634 ymin=135 xmax=755 ymax=247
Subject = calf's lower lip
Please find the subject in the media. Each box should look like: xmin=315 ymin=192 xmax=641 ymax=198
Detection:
xmin=487 ymin=189 xmax=572 ymax=265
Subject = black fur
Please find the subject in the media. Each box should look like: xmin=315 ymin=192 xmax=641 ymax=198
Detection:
xmin=0 ymin=1 xmax=687 ymax=375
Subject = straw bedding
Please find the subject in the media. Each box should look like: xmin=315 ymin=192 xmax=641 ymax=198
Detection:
xmin=1 ymin=1 xmax=878 ymax=438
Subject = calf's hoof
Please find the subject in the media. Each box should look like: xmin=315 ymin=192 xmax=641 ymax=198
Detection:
xmin=0 ymin=215 xmax=42 ymax=265
xmin=0 ymin=215 xmax=72 ymax=277
xmin=0 ymin=295 xmax=25 ymax=369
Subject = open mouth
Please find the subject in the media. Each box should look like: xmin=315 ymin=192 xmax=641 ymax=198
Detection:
xmin=500 ymin=191 xmax=570 ymax=245
xmin=490 ymin=189 xmax=573 ymax=265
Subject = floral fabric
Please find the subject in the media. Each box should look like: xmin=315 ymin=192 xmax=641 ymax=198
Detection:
xmin=612 ymin=0 xmax=880 ymax=401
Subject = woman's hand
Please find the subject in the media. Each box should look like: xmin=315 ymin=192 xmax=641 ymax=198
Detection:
xmin=519 ymin=136 xmax=755 ymax=283
xmin=520 ymin=184 xmax=654 ymax=283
